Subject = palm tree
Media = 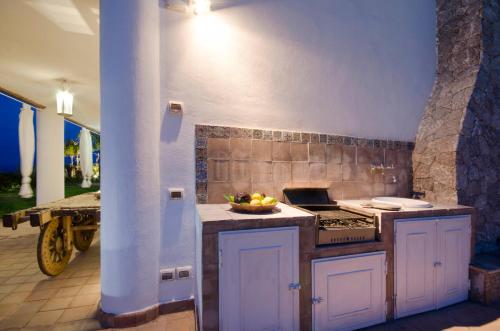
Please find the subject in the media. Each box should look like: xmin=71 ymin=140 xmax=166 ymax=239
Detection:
xmin=64 ymin=140 xmax=79 ymax=178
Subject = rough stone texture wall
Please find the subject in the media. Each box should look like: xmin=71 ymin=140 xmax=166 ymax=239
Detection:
xmin=470 ymin=266 xmax=500 ymax=304
xmin=413 ymin=0 xmax=500 ymax=251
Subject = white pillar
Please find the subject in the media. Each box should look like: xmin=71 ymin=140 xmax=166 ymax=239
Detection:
xmin=36 ymin=108 xmax=64 ymax=205
xmin=100 ymin=0 xmax=161 ymax=315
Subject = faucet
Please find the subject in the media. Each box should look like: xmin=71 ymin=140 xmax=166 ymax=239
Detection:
xmin=370 ymin=163 xmax=395 ymax=175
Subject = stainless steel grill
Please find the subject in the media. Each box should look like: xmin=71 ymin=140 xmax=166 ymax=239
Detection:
xmin=283 ymin=188 xmax=376 ymax=245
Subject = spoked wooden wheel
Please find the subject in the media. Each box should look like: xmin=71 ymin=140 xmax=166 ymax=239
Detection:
xmin=37 ymin=218 xmax=73 ymax=276
xmin=73 ymin=229 xmax=95 ymax=252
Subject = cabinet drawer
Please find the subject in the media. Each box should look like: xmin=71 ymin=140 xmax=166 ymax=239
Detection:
xmin=312 ymin=251 xmax=386 ymax=331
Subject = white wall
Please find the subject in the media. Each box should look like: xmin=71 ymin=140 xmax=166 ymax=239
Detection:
xmin=159 ymin=0 xmax=436 ymax=301
xmin=36 ymin=108 xmax=64 ymax=205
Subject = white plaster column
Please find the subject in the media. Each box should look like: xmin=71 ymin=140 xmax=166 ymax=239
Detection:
xmin=36 ymin=108 xmax=64 ymax=205
xmin=100 ymin=0 xmax=161 ymax=315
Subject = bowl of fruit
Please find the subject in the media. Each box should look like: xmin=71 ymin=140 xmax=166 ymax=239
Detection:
xmin=224 ymin=192 xmax=279 ymax=213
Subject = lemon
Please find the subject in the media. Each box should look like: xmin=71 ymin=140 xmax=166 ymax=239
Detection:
xmin=250 ymin=199 xmax=262 ymax=206
xmin=262 ymin=197 xmax=276 ymax=205
xmin=251 ymin=193 xmax=263 ymax=201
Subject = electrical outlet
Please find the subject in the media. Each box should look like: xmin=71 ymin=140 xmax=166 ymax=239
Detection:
xmin=168 ymin=188 xmax=184 ymax=200
xmin=160 ymin=268 xmax=176 ymax=281
xmin=168 ymin=101 xmax=183 ymax=113
xmin=176 ymin=266 xmax=192 ymax=279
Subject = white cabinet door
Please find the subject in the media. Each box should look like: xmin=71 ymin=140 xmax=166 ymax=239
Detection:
xmin=312 ymin=252 xmax=386 ymax=331
xmin=395 ymin=215 xmax=472 ymax=318
xmin=395 ymin=220 xmax=436 ymax=318
xmin=219 ymin=227 xmax=299 ymax=331
xmin=436 ymin=216 xmax=471 ymax=308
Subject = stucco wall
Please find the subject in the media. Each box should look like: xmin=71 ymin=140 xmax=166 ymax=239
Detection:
xmin=159 ymin=0 xmax=436 ymax=301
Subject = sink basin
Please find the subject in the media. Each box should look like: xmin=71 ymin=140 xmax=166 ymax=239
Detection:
xmin=371 ymin=197 xmax=433 ymax=208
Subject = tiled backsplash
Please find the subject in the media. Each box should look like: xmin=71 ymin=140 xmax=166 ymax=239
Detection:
xmin=195 ymin=125 xmax=414 ymax=204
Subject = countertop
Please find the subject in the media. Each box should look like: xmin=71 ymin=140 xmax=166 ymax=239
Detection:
xmin=196 ymin=202 xmax=313 ymax=223
xmin=338 ymin=200 xmax=475 ymax=219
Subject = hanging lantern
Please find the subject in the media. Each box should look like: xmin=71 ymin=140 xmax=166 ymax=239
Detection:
xmin=56 ymin=87 xmax=73 ymax=116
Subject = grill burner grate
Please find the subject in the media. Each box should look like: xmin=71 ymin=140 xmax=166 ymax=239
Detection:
xmin=282 ymin=188 xmax=376 ymax=245
xmin=318 ymin=210 xmax=373 ymax=228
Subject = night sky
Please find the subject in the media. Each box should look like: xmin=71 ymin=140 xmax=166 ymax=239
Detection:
xmin=0 ymin=93 xmax=81 ymax=173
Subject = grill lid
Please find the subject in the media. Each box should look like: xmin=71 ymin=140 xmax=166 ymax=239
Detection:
xmin=283 ymin=188 xmax=331 ymax=205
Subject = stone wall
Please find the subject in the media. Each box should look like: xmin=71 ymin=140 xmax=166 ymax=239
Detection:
xmin=413 ymin=0 xmax=500 ymax=251
xmin=195 ymin=125 xmax=414 ymax=204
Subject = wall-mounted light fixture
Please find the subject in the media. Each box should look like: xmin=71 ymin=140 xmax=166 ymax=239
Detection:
xmin=56 ymin=81 xmax=73 ymax=116
xmin=192 ymin=0 xmax=211 ymax=15
xmin=163 ymin=0 xmax=211 ymax=15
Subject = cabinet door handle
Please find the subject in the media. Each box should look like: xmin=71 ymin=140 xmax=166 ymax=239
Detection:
xmin=288 ymin=282 xmax=301 ymax=291
xmin=434 ymin=262 xmax=442 ymax=267
xmin=312 ymin=296 xmax=324 ymax=304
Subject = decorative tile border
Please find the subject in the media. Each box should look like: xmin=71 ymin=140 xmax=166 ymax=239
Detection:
xmin=194 ymin=124 xmax=414 ymax=204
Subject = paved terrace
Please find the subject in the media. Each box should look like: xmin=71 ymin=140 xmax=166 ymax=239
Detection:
xmin=0 ymin=224 xmax=194 ymax=331
xmin=0 ymin=223 xmax=499 ymax=331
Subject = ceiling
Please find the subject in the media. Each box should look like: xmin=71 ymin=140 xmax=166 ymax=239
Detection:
xmin=0 ymin=0 xmax=100 ymax=130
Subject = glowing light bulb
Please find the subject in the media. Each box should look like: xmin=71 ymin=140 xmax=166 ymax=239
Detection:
xmin=193 ymin=0 xmax=210 ymax=15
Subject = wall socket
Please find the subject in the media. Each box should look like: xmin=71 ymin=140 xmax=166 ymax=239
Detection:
xmin=168 ymin=188 xmax=184 ymax=200
xmin=160 ymin=268 xmax=175 ymax=281
xmin=176 ymin=266 xmax=193 ymax=279
xmin=160 ymin=266 xmax=193 ymax=281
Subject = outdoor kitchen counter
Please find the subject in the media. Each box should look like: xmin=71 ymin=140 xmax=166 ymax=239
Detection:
xmin=338 ymin=199 xmax=475 ymax=218
xmin=196 ymin=202 xmax=314 ymax=232
xmin=337 ymin=199 xmax=476 ymax=233
xmin=195 ymin=203 xmax=316 ymax=331
xmin=336 ymin=199 xmax=476 ymax=321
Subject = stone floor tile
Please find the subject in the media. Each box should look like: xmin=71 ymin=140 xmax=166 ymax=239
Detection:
xmin=79 ymin=319 xmax=102 ymax=331
xmin=0 ymin=270 xmax=20 ymax=278
xmin=0 ymin=285 xmax=17 ymax=295
xmin=0 ymin=303 xmax=18 ymax=318
xmin=56 ymin=286 xmax=82 ymax=298
xmin=41 ymin=297 xmax=74 ymax=311
xmin=0 ymin=311 xmax=35 ymax=329
xmin=13 ymin=282 xmax=38 ymax=293
xmin=62 ymin=277 xmax=89 ymax=288
xmin=57 ymin=306 xmax=95 ymax=323
xmin=27 ymin=309 xmax=64 ymax=327
xmin=16 ymin=299 xmax=48 ymax=314
xmin=9 ymin=262 xmax=31 ymax=270
xmin=77 ymin=285 xmax=100 ymax=296
xmin=36 ymin=279 xmax=67 ymax=290
xmin=0 ymin=291 xmax=30 ymax=304
xmin=52 ymin=319 xmax=97 ymax=331
xmin=163 ymin=310 xmax=195 ymax=322
xmin=3 ymin=275 xmax=32 ymax=285
xmin=75 ymin=269 xmax=96 ymax=277
xmin=69 ymin=294 xmax=99 ymax=308
xmin=85 ymin=277 xmax=100 ymax=285
xmin=164 ymin=317 xmax=196 ymax=331
xmin=26 ymin=288 xmax=58 ymax=301
xmin=28 ymin=274 xmax=49 ymax=283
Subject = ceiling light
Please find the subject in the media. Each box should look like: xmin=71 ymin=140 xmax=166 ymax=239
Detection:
xmin=192 ymin=0 xmax=210 ymax=15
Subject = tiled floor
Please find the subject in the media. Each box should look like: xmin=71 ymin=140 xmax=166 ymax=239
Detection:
xmin=2 ymin=223 xmax=500 ymax=331
xmin=0 ymin=223 xmax=100 ymax=331
xmin=363 ymin=302 xmax=500 ymax=331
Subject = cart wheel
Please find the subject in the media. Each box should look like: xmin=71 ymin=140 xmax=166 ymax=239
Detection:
xmin=37 ymin=218 xmax=73 ymax=276
xmin=73 ymin=230 xmax=95 ymax=252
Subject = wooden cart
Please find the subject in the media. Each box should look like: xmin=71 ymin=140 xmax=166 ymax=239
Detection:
xmin=2 ymin=193 xmax=100 ymax=276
